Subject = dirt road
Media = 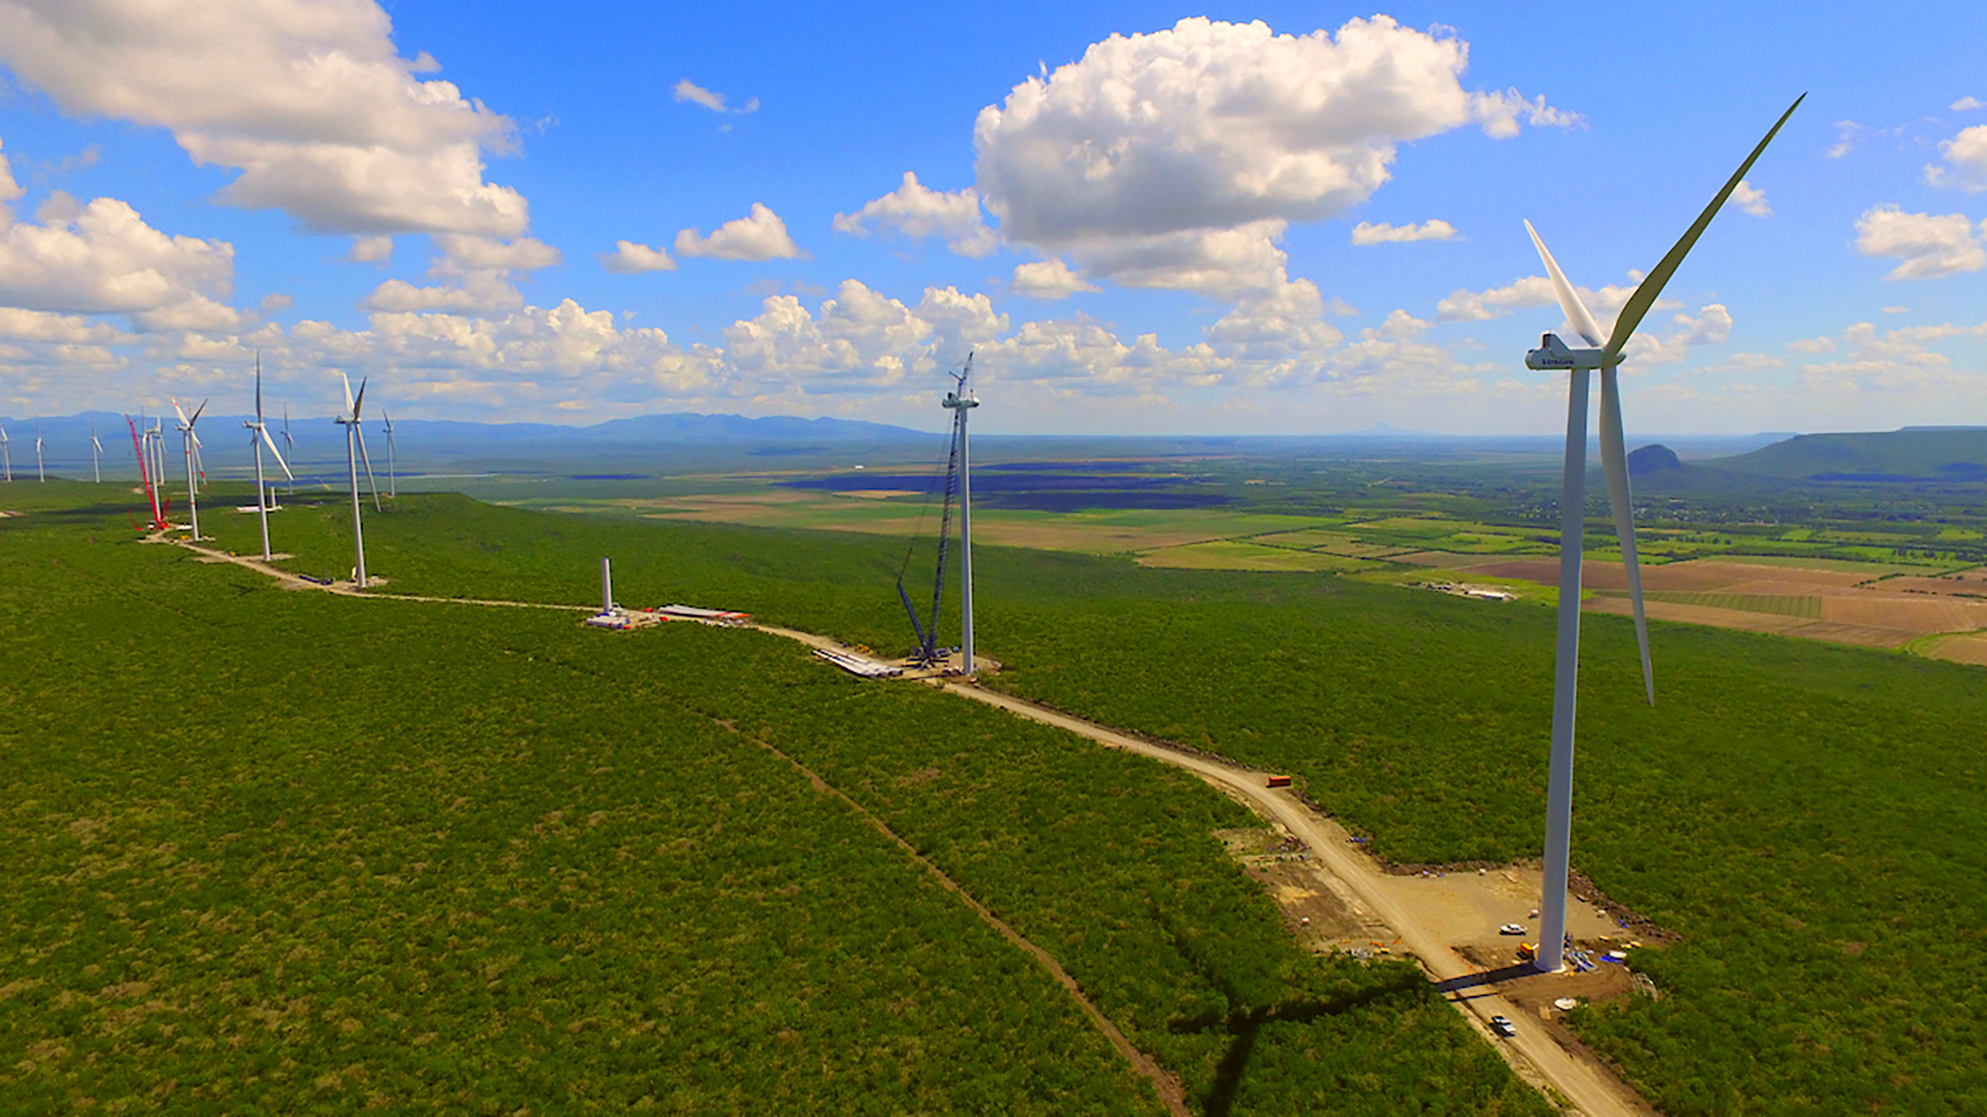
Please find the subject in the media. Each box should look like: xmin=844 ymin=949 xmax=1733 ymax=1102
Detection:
xmin=941 ymin=680 xmax=1653 ymax=1117
xmin=184 ymin=537 xmax=1649 ymax=1114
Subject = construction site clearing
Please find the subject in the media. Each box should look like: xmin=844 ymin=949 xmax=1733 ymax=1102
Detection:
xmin=1219 ymin=825 xmax=1656 ymax=1016
xmin=1415 ymin=580 xmax=1519 ymax=602
xmin=584 ymin=603 xmax=752 ymax=630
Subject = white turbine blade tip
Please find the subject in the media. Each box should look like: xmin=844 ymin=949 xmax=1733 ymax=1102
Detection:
xmin=1523 ymin=220 xmax=1606 ymax=348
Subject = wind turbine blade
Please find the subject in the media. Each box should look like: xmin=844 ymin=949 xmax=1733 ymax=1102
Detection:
xmin=1599 ymin=368 xmax=1655 ymax=705
xmin=1523 ymin=220 xmax=1606 ymax=348
xmin=1604 ymin=93 xmax=1805 ymax=362
xmin=260 ymin=427 xmax=294 ymax=480
xmin=340 ymin=372 xmax=355 ymax=416
xmin=172 ymin=397 xmax=192 ymax=426
xmin=356 ymin=424 xmax=381 ymax=510
xmin=256 ymin=359 xmax=265 ymax=421
xmin=189 ymin=398 xmax=207 ymax=425
xmin=352 ymin=378 xmax=367 ymax=420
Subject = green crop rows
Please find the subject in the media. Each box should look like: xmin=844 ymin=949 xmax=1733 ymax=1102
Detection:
xmin=0 ymin=485 xmax=1544 ymax=1114
xmin=1637 ymin=591 xmax=1825 ymax=618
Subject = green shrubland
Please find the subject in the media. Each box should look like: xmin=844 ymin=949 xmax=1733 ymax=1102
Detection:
xmin=0 ymin=490 xmax=1545 ymax=1114
xmin=213 ymin=488 xmax=1987 ymax=1112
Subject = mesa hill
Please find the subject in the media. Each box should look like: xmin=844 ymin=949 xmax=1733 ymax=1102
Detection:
xmin=1626 ymin=444 xmax=1681 ymax=476
xmin=1706 ymin=427 xmax=1987 ymax=482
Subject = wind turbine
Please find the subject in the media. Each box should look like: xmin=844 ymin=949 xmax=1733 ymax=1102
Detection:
xmin=34 ymin=423 xmax=45 ymax=482
xmin=172 ymin=398 xmax=208 ymax=539
xmin=943 ymin=355 xmax=979 ymax=673
xmin=91 ymin=425 xmax=102 ymax=483
xmin=381 ymin=408 xmax=397 ymax=498
xmin=1 ymin=423 xmax=10 ymax=481
xmin=335 ymin=373 xmax=379 ymax=586
xmin=243 ymin=356 xmax=293 ymax=560
xmin=1523 ymin=94 xmax=1802 ymax=974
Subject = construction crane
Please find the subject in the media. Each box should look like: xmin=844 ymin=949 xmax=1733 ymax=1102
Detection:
xmin=897 ymin=354 xmax=976 ymax=668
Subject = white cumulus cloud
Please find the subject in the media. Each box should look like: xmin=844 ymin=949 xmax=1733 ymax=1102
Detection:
xmin=1854 ymin=204 xmax=1986 ymax=279
xmin=600 ymin=240 xmax=677 ymax=274
xmin=1010 ymin=259 xmax=1098 ymax=299
xmin=1731 ymin=180 xmax=1772 ymax=217
xmin=833 ymin=172 xmax=997 ymax=258
xmin=0 ymin=0 xmax=529 ymax=236
xmin=674 ymin=79 xmax=758 ymax=115
xmin=347 ymin=235 xmax=393 ymax=264
xmin=675 ymin=203 xmax=803 ymax=261
xmin=0 ymin=178 xmax=238 ymax=330
xmin=1351 ymin=219 xmax=1457 ymax=245
xmin=1925 ymin=124 xmax=1987 ymax=192
xmin=972 ymin=16 xmax=1575 ymax=295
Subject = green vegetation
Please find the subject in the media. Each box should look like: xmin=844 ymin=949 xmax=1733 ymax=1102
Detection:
xmin=23 ymin=465 xmax=1987 ymax=1110
xmin=1710 ymin=427 xmax=1987 ymax=480
xmin=0 ymin=486 xmax=1545 ymax=1114
xmin=977 ymin=580 xmax=1987 ymax=1112
xmin=1635 ymin=590 xmax=1824 ymax=618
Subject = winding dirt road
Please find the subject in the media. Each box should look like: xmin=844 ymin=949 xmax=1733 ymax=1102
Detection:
xmin=179 ymin=536 xmax=1648 ymax=1114
xmin=937 ymin=681 xmax=1651 ymax=1117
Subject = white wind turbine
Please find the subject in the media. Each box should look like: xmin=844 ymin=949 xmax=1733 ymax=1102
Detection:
xmin=34 ymin=423 xmax=45 ymax=482
xmin=91 ymin=425 xmax=103 ymax=483
xmin=1525 ymin=94 xmax=1802 ymax=974
xmin=335 ymin=373 xmax=381 ymax=586
xmin=243 ymin=356 xmax=294 ymax=561
xmin=1 ymin=423 xmax=10 ymax=481
xmin=172 ymin=398 xmax=208 ymax=539
xmin=381 ymin=408 xmax=397 ymax=498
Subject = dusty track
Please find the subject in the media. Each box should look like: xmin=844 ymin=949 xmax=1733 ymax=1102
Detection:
xmin=181 ymin=536 xmax=1649 ymax=1115
xmin=939 ymin=682 xmax=1650 ymax=1117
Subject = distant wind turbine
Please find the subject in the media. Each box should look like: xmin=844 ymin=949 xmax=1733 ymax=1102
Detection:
xmin=243 ymin=355 xmax=293 ymax=561
xmin=1 ymin=423 xmax=10 ymax=481
xmin=173 ymin=398 xmax=209 ymax=539
xmin=1523 ymin=94 xmax=1803 ymax=975
xmin=382 ymin=408 xmax=397 ymax=498
xmin=34 ymin=423 xmax=44 ymax=483
xmin=91 ymin=425 xmax=103 ymax=483
xmin=335 ymin=373 xmax=377 ymax=586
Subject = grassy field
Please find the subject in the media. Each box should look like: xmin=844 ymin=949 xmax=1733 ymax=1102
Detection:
xmin=0 ymin=484 xmax=1546 ymax=1115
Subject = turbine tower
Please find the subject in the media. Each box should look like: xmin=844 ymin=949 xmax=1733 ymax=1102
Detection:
xmin=335 ymin=373 xmax=380 ymax=586
xmin=91 ymin=426 xmax=103 ymax=483
xmin=33 ymin=424 xmax=44 ymax=482
xmin=243 ymin=356 xmax=294 ymax=560
xmin=1526 ymin=94 xmax=1802 ymax=974
xmin=942 ymin=355 xmax=979 ymax=673
xmin=173 ymin=398 xmax=208 ymax=539
xmin=1 ymin=423 xmax=10 ymax=481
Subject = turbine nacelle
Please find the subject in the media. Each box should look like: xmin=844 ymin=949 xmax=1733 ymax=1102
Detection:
xmin=1525 ymin=333 xmax=1612 ymax=372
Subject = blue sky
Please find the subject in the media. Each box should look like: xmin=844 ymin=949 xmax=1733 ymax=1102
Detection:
xmin=0 ymin=1 xmax=1984 ymax=435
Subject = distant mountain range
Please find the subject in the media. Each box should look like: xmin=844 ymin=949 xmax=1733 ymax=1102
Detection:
xmin=1703 ymin=428 xmax=1987 ymax=482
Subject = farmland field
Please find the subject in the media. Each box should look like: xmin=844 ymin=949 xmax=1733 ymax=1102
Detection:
xmin=0 ymin=484 xmax=1546 ymax=1115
